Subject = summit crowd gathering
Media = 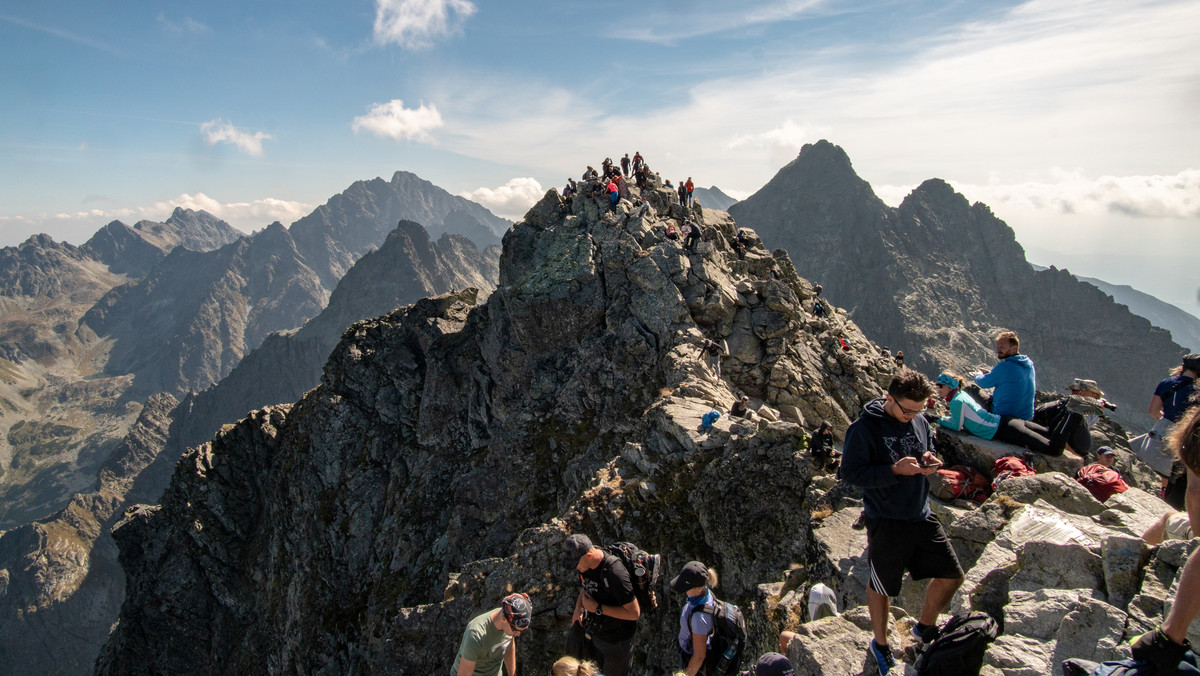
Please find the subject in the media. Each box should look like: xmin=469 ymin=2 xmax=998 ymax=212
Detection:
xmin=452 ymin=153 xmax=1200 ymax=676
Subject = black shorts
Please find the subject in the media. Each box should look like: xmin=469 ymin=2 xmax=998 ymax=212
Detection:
xmin=865 ymin=512 xmax=963 ymax=597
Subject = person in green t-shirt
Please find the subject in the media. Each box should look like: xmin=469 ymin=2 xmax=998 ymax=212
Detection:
xmin=452 ymin=593 xmax=532 ymax=676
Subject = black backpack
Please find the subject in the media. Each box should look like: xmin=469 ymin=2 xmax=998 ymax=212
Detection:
xmin=914 ymin=612 xmax=1000 ymax=676
xmin=605 ymin=542 xmax=661 ymax=612
xmin=686 ymin=597 xmax=748 ymax=676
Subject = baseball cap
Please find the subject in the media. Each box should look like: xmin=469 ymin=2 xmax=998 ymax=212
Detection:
xmin=755 ymin=653 xmax=795 ymax=676
xmin=501 ymin=593 xmax=532 ymax=630
xmin=562 ymin=534 xmax=593 ymax=569
xmin=671 ymin=561 xmax=709 ymax=592
xmin=1097 ymin=446 xmax=1115 ymax=456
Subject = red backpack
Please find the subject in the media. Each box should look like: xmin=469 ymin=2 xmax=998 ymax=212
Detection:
xmin=1076 ymin=464 xmax=1128 ymax=502
xmin=929 ymin=465 xmax=991 ymax=504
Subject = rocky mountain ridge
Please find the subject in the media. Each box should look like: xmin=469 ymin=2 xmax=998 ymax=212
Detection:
xmin=729 ymin=141 xmax=1184 ymax=432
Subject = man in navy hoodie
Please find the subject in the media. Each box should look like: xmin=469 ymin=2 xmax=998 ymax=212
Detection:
xmin=840 ymin=369 xmax=964 ymax=675
xmin=972 ymin=331 xmax=1036 ymax=420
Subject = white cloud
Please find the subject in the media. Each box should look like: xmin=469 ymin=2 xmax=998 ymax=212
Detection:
xmin=0 ymin=194 xmax=316 ymax=246
xmin=200 ymin=119 xmax=273 ymax=157
xmin=157 ymin=14 xmax=211 ymax=35
xmin=352 ymin=99 xmax=444 ymax=142
xmin=459 ymin=178 xmax=544 ymax=221
xmin=875 ymin=169 xmax=1200 ymax=220
xmin=372 ymin=0 xmax=476 ymax=49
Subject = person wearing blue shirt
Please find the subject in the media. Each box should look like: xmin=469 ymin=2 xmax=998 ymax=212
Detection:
xmin=972 ymin=331 xmax=1036 ymax=420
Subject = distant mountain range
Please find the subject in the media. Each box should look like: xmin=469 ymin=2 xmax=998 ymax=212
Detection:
xmin=730 ymin=140 xmax=1185 ymax=431
xmin=1031 ymin=265 xmax=1200 ymax=352
xmin=691 ymin=185 xmax=739 ymax=211
xmin=0 ymin=173 xmax=508 ymax=674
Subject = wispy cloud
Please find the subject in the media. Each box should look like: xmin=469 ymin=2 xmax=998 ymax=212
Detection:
xmin=945 ymin=169 xmax=1200 ymax=219
xmin=372 ymin=0 xmax=476 ymax=49
xmin=352 ymin=99 xmax=444 ymax=142
xmin=157 ymin=14 xmax=211 ymax=35
xmin=459 ymin=178 xmax=544 ymax=221
xmin=608 ymin=0 xmax=826 ymax=43
xmin=200 ymin=119 xmax=274 ymax=157
xmin=0 ymin=12 xmax=125 ymax=55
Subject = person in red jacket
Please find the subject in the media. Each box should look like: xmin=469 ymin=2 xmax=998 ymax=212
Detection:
xmin=1075 ymin=446 xmax=1128 ymax=501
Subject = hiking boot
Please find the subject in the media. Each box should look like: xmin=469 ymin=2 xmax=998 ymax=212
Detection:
xmin=1065 ymin=395 xmax=1105 ymax=416
xmin=868 ymin=639 xmax=895 ymax=675
xmin=1131 ymin=626 xmax=1190 ymax=676
xmin=911 ymin=621 xmax=939 ymax=644
xmin=852 ymin=513 xmax=867 ymax=530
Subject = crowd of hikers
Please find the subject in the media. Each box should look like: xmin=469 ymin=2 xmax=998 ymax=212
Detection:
xmin=457 ymin=160 xmax=1200 ymax=674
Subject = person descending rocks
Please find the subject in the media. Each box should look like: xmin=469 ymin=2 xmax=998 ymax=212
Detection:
xmin=672 ymin=561 xmax=721 ymax=676
xmin=839 ymin=369 xmax=965 ymax=675
xmin=564 ymin=534 xmax=642 ymax=676
xmin=452 ymin=593 xmax=531 ymax=676
xmin=632 ymin=151 xmax=644 ymax=174
xmin=972 ymin=331 xmax=1036 ymax=420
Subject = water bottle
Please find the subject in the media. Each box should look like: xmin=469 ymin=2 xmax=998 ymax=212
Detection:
xmin=714 ymin=644 xmax=737 ymax=674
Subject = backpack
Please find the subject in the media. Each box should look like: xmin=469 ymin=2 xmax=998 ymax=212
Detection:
xmin=604 ymin=542 xmax=661 ymax=612
xmin=914 ymin=612 xmax=1000 ymax=675
xmin=1076 ymin=465 xmax=1129 ymax=502
xmin=686 ymin=596 xmax=748 ymax=676
xmin=991 ymin=455 xmax=1036 ymax=490
xmin=928 ymin=465 xmax=991 ymax=504
xmin=701 ymin=411 xmax=721 ymax=430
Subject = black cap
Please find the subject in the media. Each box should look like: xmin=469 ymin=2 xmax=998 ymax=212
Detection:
xmin=755 ymin=653 xmax=795 ymax=676
xmin=1184 ymin=353 xmax=1200 ymax=373
xmin=501 ymin=593 xmax=532 ymax=630
xmin=562 ymin=534 xmax=593 ymax=569
xmin=671 ymin=561 xmax=709 ymax=592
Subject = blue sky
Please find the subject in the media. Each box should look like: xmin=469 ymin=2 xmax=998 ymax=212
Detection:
xmin=2 ymin=0 xmax=1198 ymax=311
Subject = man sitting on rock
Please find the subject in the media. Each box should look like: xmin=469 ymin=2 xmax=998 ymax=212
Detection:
xmin=1075 ymin=446 xmax=1129 ymax=502
xmin=972 ymin=331 xmax=1036 ymax=420
xmin=839 ymin=369 xmax=964 ymax=674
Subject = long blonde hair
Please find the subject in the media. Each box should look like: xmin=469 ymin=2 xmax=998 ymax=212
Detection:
xmin=552 ymin=656 xmax=600 ymax=676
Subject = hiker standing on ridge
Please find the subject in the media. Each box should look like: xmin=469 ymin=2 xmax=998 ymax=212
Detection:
xmin=972 ymin=331 xmax=1036 ymax=420
xmin=564 ymin=534 xmax=642 ymax=676
xmin=839 ymin=369 xmax=965 ymax=675
xmin=685 ymin=177 xmax=695 ymax=206
xmin=621 ymin=153 xmax=631 ymax=177
xmin=452 ymin=593 xmax=532 ymax=676
xmin=1131 ymin=404 xmax=1200 ymax=673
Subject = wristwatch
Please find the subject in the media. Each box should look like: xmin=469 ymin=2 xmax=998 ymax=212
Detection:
xmin=596 ymin=603 xmax=603 ymax=615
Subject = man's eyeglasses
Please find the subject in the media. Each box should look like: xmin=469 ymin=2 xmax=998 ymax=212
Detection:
xmin=895 ymin=401 xmax=924 ymax=416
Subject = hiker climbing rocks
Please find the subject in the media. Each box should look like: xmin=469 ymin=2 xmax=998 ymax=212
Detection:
xmin=698 ymin=337 xmax=727 ymax=378
xmin=607 ymin=178 xmax=619 ymax=212
xmin=839 ymin=369 xmax=964 ymax=675
xmin=731 ymin=395 xmax=752 ymax=419
xmin=632 ymin=151 xmax=643 ymax=173
xmin=452 ymin=593 xmax=531 ymax=676
xmin=685 ymin=219 xmax=701 ymax=251
xmin=972 ymin=331 xmax=1036 ymax=420
xmin=893 ymin=350 xmax=904 ymax=367
xmin=1130 ymin=404 xmax=1200 ymax=673
xmin=564 ymin=534 xmax=644 ymax=676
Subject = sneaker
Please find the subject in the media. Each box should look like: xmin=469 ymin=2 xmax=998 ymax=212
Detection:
xmin=1130 ymin=626 xmax=1189 ymax=676
xmin=911 ymin=622 xmax=939 ymax=644
xmin=868 ymin=639 xmax=895 ymax=675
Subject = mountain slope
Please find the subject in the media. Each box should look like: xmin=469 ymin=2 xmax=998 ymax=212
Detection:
xmin=729 ymin=140 xmax=1183 ymax=430
xmin=289 ymin=171 xmax=509 ymax=289
xmin=81 ymin=208 xmax=244 ymax=278
xmin=173 ymin=220 xmax=501 ymax=451
xmin=692 ymin=185 xmax=739 ymax=211
xmin=1073 ymin=272 xmax=1200 ymax=352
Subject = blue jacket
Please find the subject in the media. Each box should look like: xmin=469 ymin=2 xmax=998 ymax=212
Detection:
xmin=839 ymin=398 xmax=933 ymax=522
xmin=974 ymin=354 xmax=1036 ymax=420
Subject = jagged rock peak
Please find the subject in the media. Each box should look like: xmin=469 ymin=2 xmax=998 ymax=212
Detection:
xmin=99 ymin=176 xmax=894 ymax=673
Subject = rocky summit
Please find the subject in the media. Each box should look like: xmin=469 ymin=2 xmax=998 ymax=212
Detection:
xmin=729 ymin=140 xmax=1185 ymax=432
xmin=94 ymin=171 xmax=1198 ymax=675
xmin=96 ymin=176 xmax=892 ymax=673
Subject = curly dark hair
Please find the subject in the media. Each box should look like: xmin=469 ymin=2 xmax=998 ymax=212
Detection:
xmin=887 ymin=368 xmax=935 ymax=402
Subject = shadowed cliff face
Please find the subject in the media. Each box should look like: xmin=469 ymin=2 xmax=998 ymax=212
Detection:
xmin=730 ymin=140 xmax=1183 ymax=431
xmin=97 ymin=185 xmax=893 ymax=674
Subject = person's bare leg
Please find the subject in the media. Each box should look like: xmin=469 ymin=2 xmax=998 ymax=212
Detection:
xmin=919 ymin=576 xmax=963 ymax=626
xmin=867 ymin=586 xmax=891 ymax=645
xmin=779 ymin=631 xmax=797 ymax=654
